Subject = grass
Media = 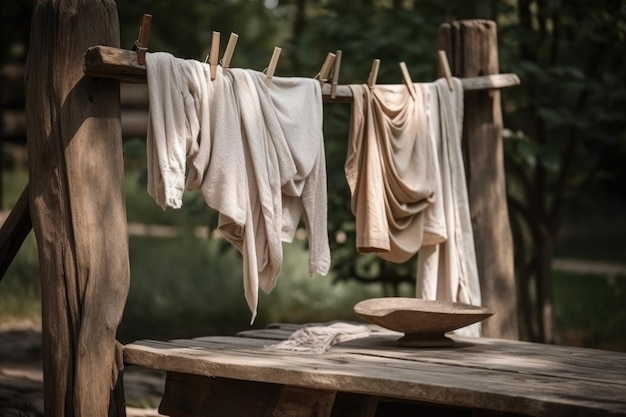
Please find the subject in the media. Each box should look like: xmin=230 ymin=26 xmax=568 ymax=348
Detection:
xmin=0 ymin=233 xmax=41 ymax=323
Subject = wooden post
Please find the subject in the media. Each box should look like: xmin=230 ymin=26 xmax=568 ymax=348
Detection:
xmin=438 ymin=20 xmax=518 ymax=340
xmin=25 ymin=1 xmax=129 ymax=416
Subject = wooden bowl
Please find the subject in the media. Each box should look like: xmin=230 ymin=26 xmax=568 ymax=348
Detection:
xmin=354 ymin=297 xmax=493 ymax=347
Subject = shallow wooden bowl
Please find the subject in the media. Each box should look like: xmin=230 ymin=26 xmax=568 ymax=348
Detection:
xmin=354 ymin=297 xmax=493 ymax=347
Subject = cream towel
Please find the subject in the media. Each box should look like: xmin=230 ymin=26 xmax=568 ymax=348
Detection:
xmin=145 ymin=52 xmax=247 ymax=226
xmin=147 ymin=53 xmax=264 ymax=320
xmin=247 ymin=71 xmax=331 ymax=277
xmin=416 ymin=78 xmax=482 ymax=337
xmin=183 ymin=61 xmax=247 ymax=227
xmin=145 ymin=52 xmax=188 ymax=209
xmin=227 ymin=68 xmax=287 ymax=304
xmin=346 ymin=84 xmax=437 ymax=263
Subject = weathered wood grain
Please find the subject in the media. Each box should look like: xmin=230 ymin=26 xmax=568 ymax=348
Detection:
xmin=438 ymin=20 xmax=519 ymax=340
xmin=84 ymin=46 xmax=147 ymax=84
xmin=124 ymin=328 xmax=626 ymax=417
xmin=26 ymin=1 xmax=129 ymax=415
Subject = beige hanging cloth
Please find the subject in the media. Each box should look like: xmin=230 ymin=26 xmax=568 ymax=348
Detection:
xmin=345 ymin=83 xmax=437 ymax=263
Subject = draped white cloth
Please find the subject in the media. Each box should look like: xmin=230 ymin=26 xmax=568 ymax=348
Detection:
xmin=417 ymin=78 xmax=482 ymax=337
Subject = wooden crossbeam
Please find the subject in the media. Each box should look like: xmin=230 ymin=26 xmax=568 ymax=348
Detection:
xmin=83 ymin=45 xmax=520 ymax=102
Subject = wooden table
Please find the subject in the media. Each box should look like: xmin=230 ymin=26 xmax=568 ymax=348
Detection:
xmin=123 ymin=323 xmax=626 ymax=417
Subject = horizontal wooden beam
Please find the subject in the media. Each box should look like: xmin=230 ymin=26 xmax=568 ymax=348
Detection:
xmin=84 ymin=46 xmax=147 ymax=84
xmin=84 ymin=45 xmax=520 ymax=100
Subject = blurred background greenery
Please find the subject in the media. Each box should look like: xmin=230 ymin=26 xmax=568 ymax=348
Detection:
xmin=0 ymin=0 xmax=625 ymax=350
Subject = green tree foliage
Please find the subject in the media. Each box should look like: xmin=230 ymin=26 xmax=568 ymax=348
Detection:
xmin=117 ymin=0 xmax=291 ymax=68
xmin=499 ymin=0 xmax=626 ymax=342
xmin=0 ymin=2 xmax=32 ymax=64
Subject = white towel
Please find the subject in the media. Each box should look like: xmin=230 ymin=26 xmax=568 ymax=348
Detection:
xmin=145 ymin=52 xmax=188 ymax=209
xmin=266 ymin=322 xmax=371 ymax=354
xmin=416 ymin=78 xmax=482 ymax=337
xmin=247 ymin=71 xmax=331 ymax=277
xmin=147 ymin=53 xmax=263 ymax=320
xmin=227 ymin=68 xmax=286 ymax=303
xmin=145 ymin=52 xmax=248 ymax=226
xmin=184 ymin=62 xmax=248 ymax=227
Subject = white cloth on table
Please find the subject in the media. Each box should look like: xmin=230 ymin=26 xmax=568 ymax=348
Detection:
xmin=416 ymin=77 xmax=482 ymax=337
xmin=266 ymin=322 xmax=371 ymax=354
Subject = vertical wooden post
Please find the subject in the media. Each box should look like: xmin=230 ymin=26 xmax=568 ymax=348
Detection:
xmin=438 ymin=20 xmax=518 ymax=340
xmin=26 ymin=1 xmax=129 ymax=416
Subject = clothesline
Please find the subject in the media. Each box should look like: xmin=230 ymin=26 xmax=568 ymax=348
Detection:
xmin=83 ymin=45 xmax=521 ymax=102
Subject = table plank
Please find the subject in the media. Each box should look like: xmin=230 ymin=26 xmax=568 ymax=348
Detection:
xmin=124 ymin=330 xmax=626 ymax=417
xmin=240 ymin=323 xmax=626 ymax=386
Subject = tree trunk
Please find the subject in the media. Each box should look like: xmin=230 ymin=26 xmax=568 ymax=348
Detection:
xmin=535 ymin=231 xmax=557 ymax=344
xmin=25 ymin=1 xmax=129 ymax=416
xmin=438 ymin=20 xmax=519 ymax=340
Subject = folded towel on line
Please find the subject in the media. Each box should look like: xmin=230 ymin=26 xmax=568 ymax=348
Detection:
xmin=265 ymin=322 xmax=370 ymax=354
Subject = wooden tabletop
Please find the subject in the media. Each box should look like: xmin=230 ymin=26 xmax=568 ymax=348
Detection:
xmin=123 ymin=323 xmax=626 ymax=417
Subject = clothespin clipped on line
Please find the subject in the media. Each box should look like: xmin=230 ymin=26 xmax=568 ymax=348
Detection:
xmin=368 ymin=59 xmax=380 ymax=88
xmin=315 ymin=52 xmax=336 ymax=82
xmin=265 ymin=47 xmax=282 ymax=80
xmin=438 ymin=50 xmax=454 ymax=91
xmin=330 ymin=50 xmax=342 ymax=99
xmin=208 ymin=31 xmax=221 ymax=81
xmin=134 ymin=14 xmax=152 ymax=66
xmin=399 ymin=61 xmax=416 ymax=100
xmin=221 ymin=32 xmax=239 ymax=69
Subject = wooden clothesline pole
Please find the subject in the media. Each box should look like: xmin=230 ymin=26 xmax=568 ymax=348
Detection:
xmin=439 ymin=20 xmax=518 ymax=340
xmin=83 ymin=45 xmax=521 ymax=101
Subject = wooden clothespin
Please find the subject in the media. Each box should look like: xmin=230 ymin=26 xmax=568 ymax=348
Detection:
xmin=266 ymin=47 xmax=282 ymax=80
xmin=399 ymin=61 xmax=416 ymax=99
xmin=368 ymin=59 xmax=380 ymax=88
xmin=134 ymin=14 xmax=152 ymax=66
xmin=438 ymin=50 xmax=454 ymax=91
xmin=331 ymin=50 xmax=342 ymax=99
xmin=209 ymin=32 xmax=221 ymax=81
xmin=316 ymin=52 xmax=336 ymax=82
xmin=221 ymin=32 xmax=239 ymax=69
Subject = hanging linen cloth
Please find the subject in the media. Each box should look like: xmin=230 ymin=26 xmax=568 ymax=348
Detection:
xmin=145 ymin=52 xmax=268 ymax=322
xmin=417 ymin=77 xmax=482 ymax=337
xmin=225 ymin=68 xmax=293 ymax=302
xmin=345 ymin=83 xmax=437 ymax=263
xmin=247 ymin=71 xmax=331 ymax=277
xmin=145 ymin=52 xmax=247 ymax=221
